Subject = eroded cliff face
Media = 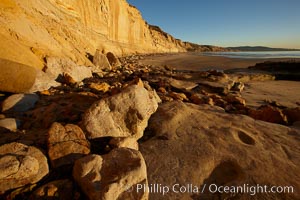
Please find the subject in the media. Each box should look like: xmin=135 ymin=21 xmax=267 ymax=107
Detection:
xmin=0 ymin=0 xmax=187 ymax=69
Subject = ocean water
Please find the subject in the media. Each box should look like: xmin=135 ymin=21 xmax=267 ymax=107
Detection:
xmin=201 ymin=51 xmax=300 ymax=59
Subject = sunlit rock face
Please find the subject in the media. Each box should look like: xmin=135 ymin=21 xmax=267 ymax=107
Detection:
xmin=0 ymin=0 xmax=186 ymax=69
xmin=140 ymin=101 xmax=300 ymax=200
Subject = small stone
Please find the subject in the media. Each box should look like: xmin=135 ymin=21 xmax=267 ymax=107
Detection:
xmin=169 ymin=92 xmax=188 ymax=101
xmin=170 ymin=79 xmax=198 ymax=91
xmin=198 ymin=81 xmax=230 ymax=94
xmin=141 ymin=68 xmax=150 ymax=73
xmin=225 ymin=104 xmax=235 ymax=111
xmin=214 ymin=98 xmax=227 ymax=107
xmin=0 ymin=118 xmax=21 ymax=132
xmin=225 ymin=94 xmax=246 ymax=105
xmin=164 ymin=65 xmax=173 ymax=71
xmin=112 ymin=82 xmax=122 ymax=88
xmin=158 ymin=87 xmax=167 ymax=94
xmin=30 ymin=179 xmax=74 ymax=200
xmin=190 ymin=93 xmax=205 ymax=104
xmin=231 ymin=81 xmax=245 ymax=92
xmin=46 ymin=57 xmax=92 ymax=83
xmin=160 ymin=95 xmax=174 ymax=102
xmin=107 ymin=72 xmax=117 ymax=77
xmin=2 ymin=93 xmax=39 ymax=112
xmin=39 ymin=90 xmax=51 ymax=96
xmin=208 ymin=69 xmax=226 ymax=76
xmin=48 ymin=123 xmax=90 ymax=168
xmin=29 ymin=69 xmax=60 ymax=93
xmin=124 ymin=69 xmax=133 ymax=75
xmin=73 ymin=148 xmax=148 ymax=200
xmin=63 ymin=73 xmax=77 ymax=85
xmin=248 ymin=105 xmax=288 ymax=124
xmin=109 ymin=137 xmax=139 ymax=150
xmin=126 ymin=77 xmax=144 ymax=88
xmin=264 ymin=99 xmax=284 ymax=108
xmin=89 ymin=82 xmax=110 ymax=93
xmin=209 ymin=94 xmax=222 ymax=101
xmin=142 ymin=81 xmax=153 ymax=91
xmin=94 ymin=71 xmax=104 ymax=78
xmin=227 ymin=80 xmax=235 ymax=89
xmin=283 ymin=107 xmax=300 ymax=124
xmin=205 ymin=97 xmax=214 ymax=106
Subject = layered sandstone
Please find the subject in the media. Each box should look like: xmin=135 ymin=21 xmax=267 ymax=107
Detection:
xmin=0 ymin=0 xmax=188 ymax=69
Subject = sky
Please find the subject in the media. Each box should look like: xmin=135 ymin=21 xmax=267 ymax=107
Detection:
xmin=127 ymin=0 xmax=300 ymax=48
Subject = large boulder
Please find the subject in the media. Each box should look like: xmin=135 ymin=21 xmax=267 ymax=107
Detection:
xmin=140 ymin=101 xmax=300 ymax=200
xmin=48 ymin=123 xmax=90 ymax=168
xmin=0 ymin=142 xmax=49 ymax=194
xmin=29 ymin=69 xmax=60 ymax=92
xmin=73 ymin=148 xmax=148 ymax=200
xmin=0 ymin=58 xmax=37 ymax=93
xmin=1 ymin=93 xmax=39 ymax=112
xmin=106 ymin=52 xmax=121 ymax=68
xmin=46 ymin=57 xmax=92 ymax=83
xmin=93 ymin=50 xmax=112 ymax=71
xmin=83 ymin=84 xmax=159 ymax=139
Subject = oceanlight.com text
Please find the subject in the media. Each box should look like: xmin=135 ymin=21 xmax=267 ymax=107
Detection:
xmin=207 ymin=183 xmax=294 ymax=196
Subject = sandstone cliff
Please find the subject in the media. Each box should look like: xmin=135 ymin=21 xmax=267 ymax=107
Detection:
xmin=0 ymin=0 xmax=189 ymax=69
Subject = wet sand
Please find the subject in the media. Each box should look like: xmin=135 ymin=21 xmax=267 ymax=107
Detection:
xmin=139 ymin=52 xmax=300 ymax=71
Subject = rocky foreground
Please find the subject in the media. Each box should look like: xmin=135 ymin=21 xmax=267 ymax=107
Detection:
xmin=0 ymin=54 xmax=299 ymax=200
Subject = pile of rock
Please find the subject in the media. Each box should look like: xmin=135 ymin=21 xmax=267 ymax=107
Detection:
xmin=0 ymin=75 xmax=159 ymax=199
xmin=0 ymin=55 xmax=299 ymax=199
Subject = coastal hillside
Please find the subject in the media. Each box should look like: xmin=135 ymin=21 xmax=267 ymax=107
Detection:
xmin=0 ymin=0 xmax=190 ymax=69
xmin=228 ymin=46 xmax=300 ymax=51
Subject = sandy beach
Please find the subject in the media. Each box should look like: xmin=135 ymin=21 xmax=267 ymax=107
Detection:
xmin=139 ymin=52 xmax=300 ymax=71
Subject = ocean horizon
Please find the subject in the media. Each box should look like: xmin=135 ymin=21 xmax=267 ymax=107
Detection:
xmin=201 ymin=51 xmax=300 ymax=59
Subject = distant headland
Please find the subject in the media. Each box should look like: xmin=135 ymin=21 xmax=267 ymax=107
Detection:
xmin=227 ymin=46 xmax=300 ymax=51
